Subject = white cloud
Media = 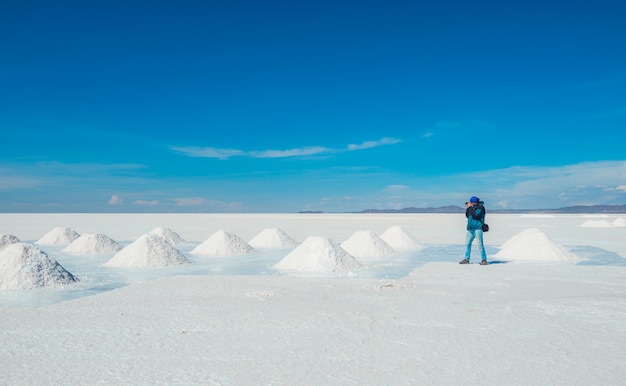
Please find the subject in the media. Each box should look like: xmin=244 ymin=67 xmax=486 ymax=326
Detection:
xmin=251 ymin=146 xmax=330 ymax=158
xmin=343 ymin=160 xmax=626 ymax=211
xmin=442 ymin=161 xmax=626 ymax=209
xmin=347 ymin=137 xmax=401 ymax=151
xmin=108 ymin=195 xmax=123 ymax=205
xmin=172 ymin=137 xmax=402 ymax=160
xmin=171 ymin=147 xmax=245 ymax=160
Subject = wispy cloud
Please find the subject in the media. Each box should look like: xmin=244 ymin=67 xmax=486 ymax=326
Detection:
xmin=169 ymin=147 xmax=245 ymax=160
xmin=108 ymin=195 xmax=123 ymax=205
xmin=419 ymin=161 xmax=626 ymax=209
xmin=327 ymin=160 xmax=626 ymax=212
xmin=1 ymin=163 xmax=145 ymax=192
xmin=172 ymin=137 xmax=402 ymax=160
xmin=347 ymin=137 xmax=402 ymax=151
xmin=250 ymin=146 xmax=330 ymax=158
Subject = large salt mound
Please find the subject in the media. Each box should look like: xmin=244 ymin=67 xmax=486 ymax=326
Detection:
xmin=274 ymin=236 xmax=362 ymax=273
xmin=494 ymin=228 xmax=582 ymax=263
xmin=580 ymin=220 xmax=614 ymax=228
xmin=1 ymin=234 xmax=20 ymax=251
xmin=380 ymin=226 xmax=423 ymax=251
xmin=613 ymin=218 xmax=626 ymax=227
xmin=340 ymin=230 xmax=397 ymax=259
xmin=103 ymin=234 xmax=190 ymax=268
xmin=191 ymin=230 xmax=256 ymax=256
xmin=0 ymin=243 xmax=78 ymax=290
xmin=63 ymin=233 xmax=121 ymax=254
xmin=248 ymin=228 xmax=298 ymax=249
xmin=36 ymin=227 xmax=80 ymax=246
xmin=149 ymin=227 xmax=186 ymax=245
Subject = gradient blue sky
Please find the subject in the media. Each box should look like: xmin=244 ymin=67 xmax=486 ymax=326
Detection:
xmin=1 ymin=0 xmax=625 ymax=212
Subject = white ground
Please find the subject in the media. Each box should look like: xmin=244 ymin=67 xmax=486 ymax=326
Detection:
xmin=1 ymin=213 xmax=626 ymax=385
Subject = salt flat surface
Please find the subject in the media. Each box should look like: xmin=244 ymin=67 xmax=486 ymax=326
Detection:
xmin=1 ymin=263 xmax=625 ymax=385
xmin=1 ymin=213 xmax=626 ymax=384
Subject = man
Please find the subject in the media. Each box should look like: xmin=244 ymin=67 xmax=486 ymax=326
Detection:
xmin=459 ymin=196 xmax=488 ymax=265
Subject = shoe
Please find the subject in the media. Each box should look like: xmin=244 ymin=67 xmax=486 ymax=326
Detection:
xmin=480 ymin=260 xmax=488 ymax=265
xmin=459 ymin=259 xmax=470 ymax=264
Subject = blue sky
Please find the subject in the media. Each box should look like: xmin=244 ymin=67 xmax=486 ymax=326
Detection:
xmin=1 ymin=0 xmax=625 ymax=212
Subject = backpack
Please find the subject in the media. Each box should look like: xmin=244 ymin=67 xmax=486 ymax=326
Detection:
xmin=469 ymin=204 xmax=489 ymax=232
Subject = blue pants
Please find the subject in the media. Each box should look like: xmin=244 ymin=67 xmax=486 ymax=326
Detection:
xmin=465 ymin=229 xmax=487 ymax=261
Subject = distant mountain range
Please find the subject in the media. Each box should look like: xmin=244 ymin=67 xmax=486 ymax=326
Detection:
xmin=354 ymin=204 xmax=626 ymax=214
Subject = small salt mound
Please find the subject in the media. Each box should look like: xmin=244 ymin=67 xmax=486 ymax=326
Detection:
xmin=248 ymin=228 xmax=298 ymax=249
xmin=494 ymin=228 xmax=582 ymax=263
xmin=274 ymin=236 xmax=362 ymax=273
xmin=580 ymin=220 xmax=614 ymax=228
xmin=340 ymin=230 xmax=397 ymax=259
xmin=103 ymin=234 xmax=190 ymax=268
xmin=149 ymin=227 xmax=186 ymax=245
xmin=1 ymin=234 xmax=20 ymax=251
xmin=612 ymin=218 xmax=626 ymax=227
xmin=36 ymin=227 xmax=80 ymax=246
xmin=63 ymin=233 xmax=121 ymax=254
xmin=380 ymin=226 xmax=423 ymax=251
xmin=0 ymin=243 xmax=78 ymax=290
xmin=191 ymin=230 xmax=256 ymax=256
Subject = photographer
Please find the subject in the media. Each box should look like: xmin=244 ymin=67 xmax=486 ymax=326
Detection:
xmin=460 ymin=196 xmax=488 ymax=265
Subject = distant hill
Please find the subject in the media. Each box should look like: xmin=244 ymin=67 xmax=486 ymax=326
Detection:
xmin=353 ymin=204 xmax=626 ymax=214
xmin=531 ymin=205 xmax=626 ymax=214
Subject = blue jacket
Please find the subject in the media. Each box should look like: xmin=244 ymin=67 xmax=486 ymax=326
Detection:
xmin=466 ymin=201 xmax=486 ymax=231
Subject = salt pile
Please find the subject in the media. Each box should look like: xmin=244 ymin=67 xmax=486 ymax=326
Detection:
xmin=63 ymin=233 xmax=121 ymax=254
xmin=248 ymin=228 xmax=298 ymax=249
xmin=36 ymin=227 xmax=80 ymax=246
xmin=380 ymin=226 xmax=423 ymax=251
xmin=494 ymin=228 xmax=582 ymax=263
xmin=612 ymin=218 xmax=626 ymax=227
xmin=1 ymin=234 xmax=20 ymax=251
xmin=340 ymin=230 xmax=397 ymax=259
xmin=191 ymin=230 xmax=256 ymax=256
xmin=580 ymin=220 xmax=614 ymax=228
xmin=149 ymin=227 xmax=186 ymax=245
xmin=0 ymin=243 xmax=78 ymax=290
xmin=103 ymin=234 xmax=190 ymax=268
xmin=274 ymin=236 xmax=362 ymax=273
